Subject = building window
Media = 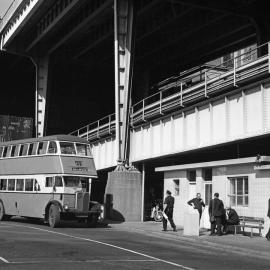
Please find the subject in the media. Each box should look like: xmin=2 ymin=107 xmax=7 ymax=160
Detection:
xmin=173 ymin=179 xmax=180 ymax=196
xmin=228 ymin=177 xmax=248 ymax=206
xmin=203 ymin=168 xmax=212 ymax=181
xmin=187 ymin=170 xmax=196 ymax=182
xmin=205 ymin=183 xmax=212 ymax=206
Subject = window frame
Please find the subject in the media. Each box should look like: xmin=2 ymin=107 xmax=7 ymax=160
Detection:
xmin=173 ymin=179 xmax=180 ymax=196
xmin=228 ymin=176 xmax=249 ymax=207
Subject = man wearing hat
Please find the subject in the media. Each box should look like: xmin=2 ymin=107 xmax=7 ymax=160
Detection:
xmin=223 ymin=205 xmax=240 ymax=234
xmin=162 ymin=190 xmax=177 ymax=232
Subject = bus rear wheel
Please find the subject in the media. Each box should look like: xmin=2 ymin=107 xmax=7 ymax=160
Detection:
xmin=48 ymin=204 xmax=60 ymax=228
xmin=87 ymin=214 xmax=98 ymax=227
xmin=0 ymin=201 xmax=6 ymax=221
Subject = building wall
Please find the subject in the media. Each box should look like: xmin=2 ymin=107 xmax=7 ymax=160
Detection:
xmin=163 ymin=162 xmax=270 ymax=236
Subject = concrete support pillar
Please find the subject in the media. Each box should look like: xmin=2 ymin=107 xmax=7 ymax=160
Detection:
xmin=114 ymin=0 xmax=135 ymax=167
xmin=35 ymin=56 xmax=49 ymax=137
xmin=105 ymin=169 xmax=142 ymax=221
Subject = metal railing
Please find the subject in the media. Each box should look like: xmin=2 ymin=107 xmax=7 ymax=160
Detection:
xmin=0 ymin=0 xmax=24 ymax=31
xmin=71 ymin=42 xmax=270 ymax=141
xmin=70 ymin=113 xmax=116 ymax=141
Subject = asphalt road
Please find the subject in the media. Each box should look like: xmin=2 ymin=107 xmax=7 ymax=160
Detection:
xmin=0 ymin=219 xmax=270 ymax=270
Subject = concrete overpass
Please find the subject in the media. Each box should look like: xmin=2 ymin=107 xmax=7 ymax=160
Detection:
xmin=1 ymin=0 xmax=270 ymax=222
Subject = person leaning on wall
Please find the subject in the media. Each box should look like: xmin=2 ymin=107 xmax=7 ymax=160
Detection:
xmin=266 ymin=198 xmax=270 ymax=241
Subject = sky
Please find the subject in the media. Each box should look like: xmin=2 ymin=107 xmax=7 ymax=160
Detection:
xmin=0 ymin=0 xmax=13 ymax=18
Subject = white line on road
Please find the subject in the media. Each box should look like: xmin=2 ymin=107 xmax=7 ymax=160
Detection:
xmin=10 ymin=259 xmax=158 ymax=264
xmin=8 ymin=224 xmax=196 ymax=270
xmin=0 ymin=257 xmax=9 ymax=263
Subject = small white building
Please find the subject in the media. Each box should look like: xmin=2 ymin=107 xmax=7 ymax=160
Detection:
xmin=156 ymin=156 xmax=270 ymax=236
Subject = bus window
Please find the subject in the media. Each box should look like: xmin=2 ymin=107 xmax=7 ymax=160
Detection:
xmin=10 ymin=145 xmax=16 ymax=157
xmin=19 ymin=144 xmax=28 ymax=156
xmin=37 ymin=142 xmax=48 ymax=155
xmin=16 ymin=179 xmax=24 ymax=191
xmin=0 ymin=179 xmax=7 ymax=190
xmin=34 ymin=180 xmax=40 ymax=191
xmin=8 ymin=179 xmax=15 ymax=191
xmin=55 ymin=176 xmax=63 ymax=187
xmin=25 ymin=179 xmax=34 ymax=191
xmin=28 ymin=143 xmax=34 ymax=155
xmin=63 ymin=176 xmax=84 ymax=187
xmin=48 ymin=141 xmax=57 ymax=154
xmin=60 ymin=142 xmax=76 ymax=155
xmin=6 ymin=146 xmax=12 ymax=157
xmin=45 ymin=177 xmax=53 ymax=187
xmin=2 ymin=146 xmax=8 ymax=157
xmin=76 ymin=143 xmax=91 ymax=156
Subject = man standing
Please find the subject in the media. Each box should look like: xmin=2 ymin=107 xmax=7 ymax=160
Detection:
xmin=208 ymin=193 xmax=224 ymax=236
xmin=223 ymin=206 xmax=240 ymax=234
xmin=187 ymin=193 xmax=205 ymax=220
xmin=163 ymin=190 xmax=177 ymax=232
xmin=266 ymin=198 xmax=270 ymax=241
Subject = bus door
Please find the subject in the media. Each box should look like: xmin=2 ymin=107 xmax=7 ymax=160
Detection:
xmin=52 ymin=176 xmax=64 ymax=201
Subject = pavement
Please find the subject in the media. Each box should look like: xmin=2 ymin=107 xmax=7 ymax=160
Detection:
xmin=104 ymin=220 xmax=270 ymax=260
xmin=1 ymin=218 xmax=270 ymax=270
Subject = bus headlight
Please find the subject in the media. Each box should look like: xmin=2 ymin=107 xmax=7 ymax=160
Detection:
xmin=64 ymin=204 xmax=69 ymax=211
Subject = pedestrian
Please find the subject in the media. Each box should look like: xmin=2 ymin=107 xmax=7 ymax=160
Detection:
xmin=162 ymin=190 xmax=177 ymax=232
xmin=187 ymin=193 xmax=205 ymax=221
xmin=266 ymin=198 xmax=270 ymax=241
xmin=223 ymin=205 xmax=240 ymax=234
xmin=208 ymin=192 xmax=224 ymax=236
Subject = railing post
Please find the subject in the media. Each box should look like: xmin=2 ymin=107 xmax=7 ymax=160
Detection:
xmin=180 ymin=81 xmax=183 ymax=107
xmin=108 ymin=114 xmax=111 ymax=134
xmin=204 ymin=71 xmax=208 ymax=98
xmin=142 ymin=100 xmax=145 ymax=122
xmin=77 ymin=129 xmax=80 ymax=137
xmin=233 ymin=56 xmax=237 ymax=87
xmin=86 ymin=125 xmax=89 ymax=141
xmin=159 ymin=91 xmax=163 ymax=115
xmin=268 ymin=42 xmax=270 ymax=73
xmin=130 ymin=106 xmax=134 ymax=127
xmin=97 ymin=120 xmax=100 ymax=138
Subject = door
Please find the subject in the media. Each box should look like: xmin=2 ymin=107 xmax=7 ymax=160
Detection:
xmin=202 ymin=182 xmax=212 ymax=228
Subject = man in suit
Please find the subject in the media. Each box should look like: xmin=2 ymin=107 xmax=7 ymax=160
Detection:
xmin=187 ymin=193 xmax=205 ymax=221
xmin=208 ymin=192 xmax=224 ymax=236
xmin=162 ymin=190 xmax=177 ymax=232
xmin=223 ymin=206 xmax=240 ymax=234
xmin=266 ymin=198 xmax=270 ymax=241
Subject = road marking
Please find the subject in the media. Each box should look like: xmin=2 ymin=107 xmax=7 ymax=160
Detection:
xmin=0 ymin=257 xmax=9 ymax=263
xmin=10 ymin=259 xmax=158 ymax=264
xmin=9 ymin=224 xmax=195 ymax=270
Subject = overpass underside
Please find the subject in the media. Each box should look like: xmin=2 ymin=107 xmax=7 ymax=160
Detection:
xmin=1 ymin=0 xmax=270 ymax=221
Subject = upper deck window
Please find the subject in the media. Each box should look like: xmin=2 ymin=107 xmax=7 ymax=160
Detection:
xmin=60 ymin=142 xmax=76 ymax=155
xmin=2 ymin=147 xmax=7 ymax=158
xmin=47 ymin=141 xmax=58 ymax=154
xmin=19 ymin=144 xmax=28 ymax=156
xmin=6 ymin=146 xmax=12 ymax=157
xmin=10 ymin=146 xmax=16 ymax=157
xmin=76 ymin=143 xmax=91 ymax=156
xmin=37 ymin=142 xmax=48 ymax=155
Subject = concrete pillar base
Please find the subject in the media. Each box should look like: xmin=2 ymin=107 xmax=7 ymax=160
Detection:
xmin=105 ymin=170 xmax=142 ymax=221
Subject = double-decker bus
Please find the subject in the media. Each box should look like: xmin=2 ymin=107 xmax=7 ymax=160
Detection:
xmin=0 ymin=135 xmax=102 ymax=228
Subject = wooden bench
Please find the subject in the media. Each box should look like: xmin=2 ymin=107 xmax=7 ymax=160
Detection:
xmin=231 ymin=216 xmax=264 ymax=237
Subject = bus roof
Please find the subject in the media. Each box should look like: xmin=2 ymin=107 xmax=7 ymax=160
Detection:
xmin=0 ymin=134 xmax=89 ymax=146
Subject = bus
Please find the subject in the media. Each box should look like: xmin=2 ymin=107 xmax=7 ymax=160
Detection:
xmin=0 ymin=134 xmax=102 ymax=228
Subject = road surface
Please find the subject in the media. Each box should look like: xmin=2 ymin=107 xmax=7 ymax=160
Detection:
xmin=0 ymin=218 xmax=269 ymax=270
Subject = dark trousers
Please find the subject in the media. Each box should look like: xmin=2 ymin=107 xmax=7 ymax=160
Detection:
xmin=224 ymin=219 xmax=239 ymax=233
xmin=266 ymin=227 xmax=270 ymax=239
xmin=211 ymin=216 xmax=222 ymax=235
xmin=163 ymin=210 xmax=176 ymax=230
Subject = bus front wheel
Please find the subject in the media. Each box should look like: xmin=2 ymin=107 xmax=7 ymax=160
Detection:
xmin=48 ymin=204 xmax=60 ymax=228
